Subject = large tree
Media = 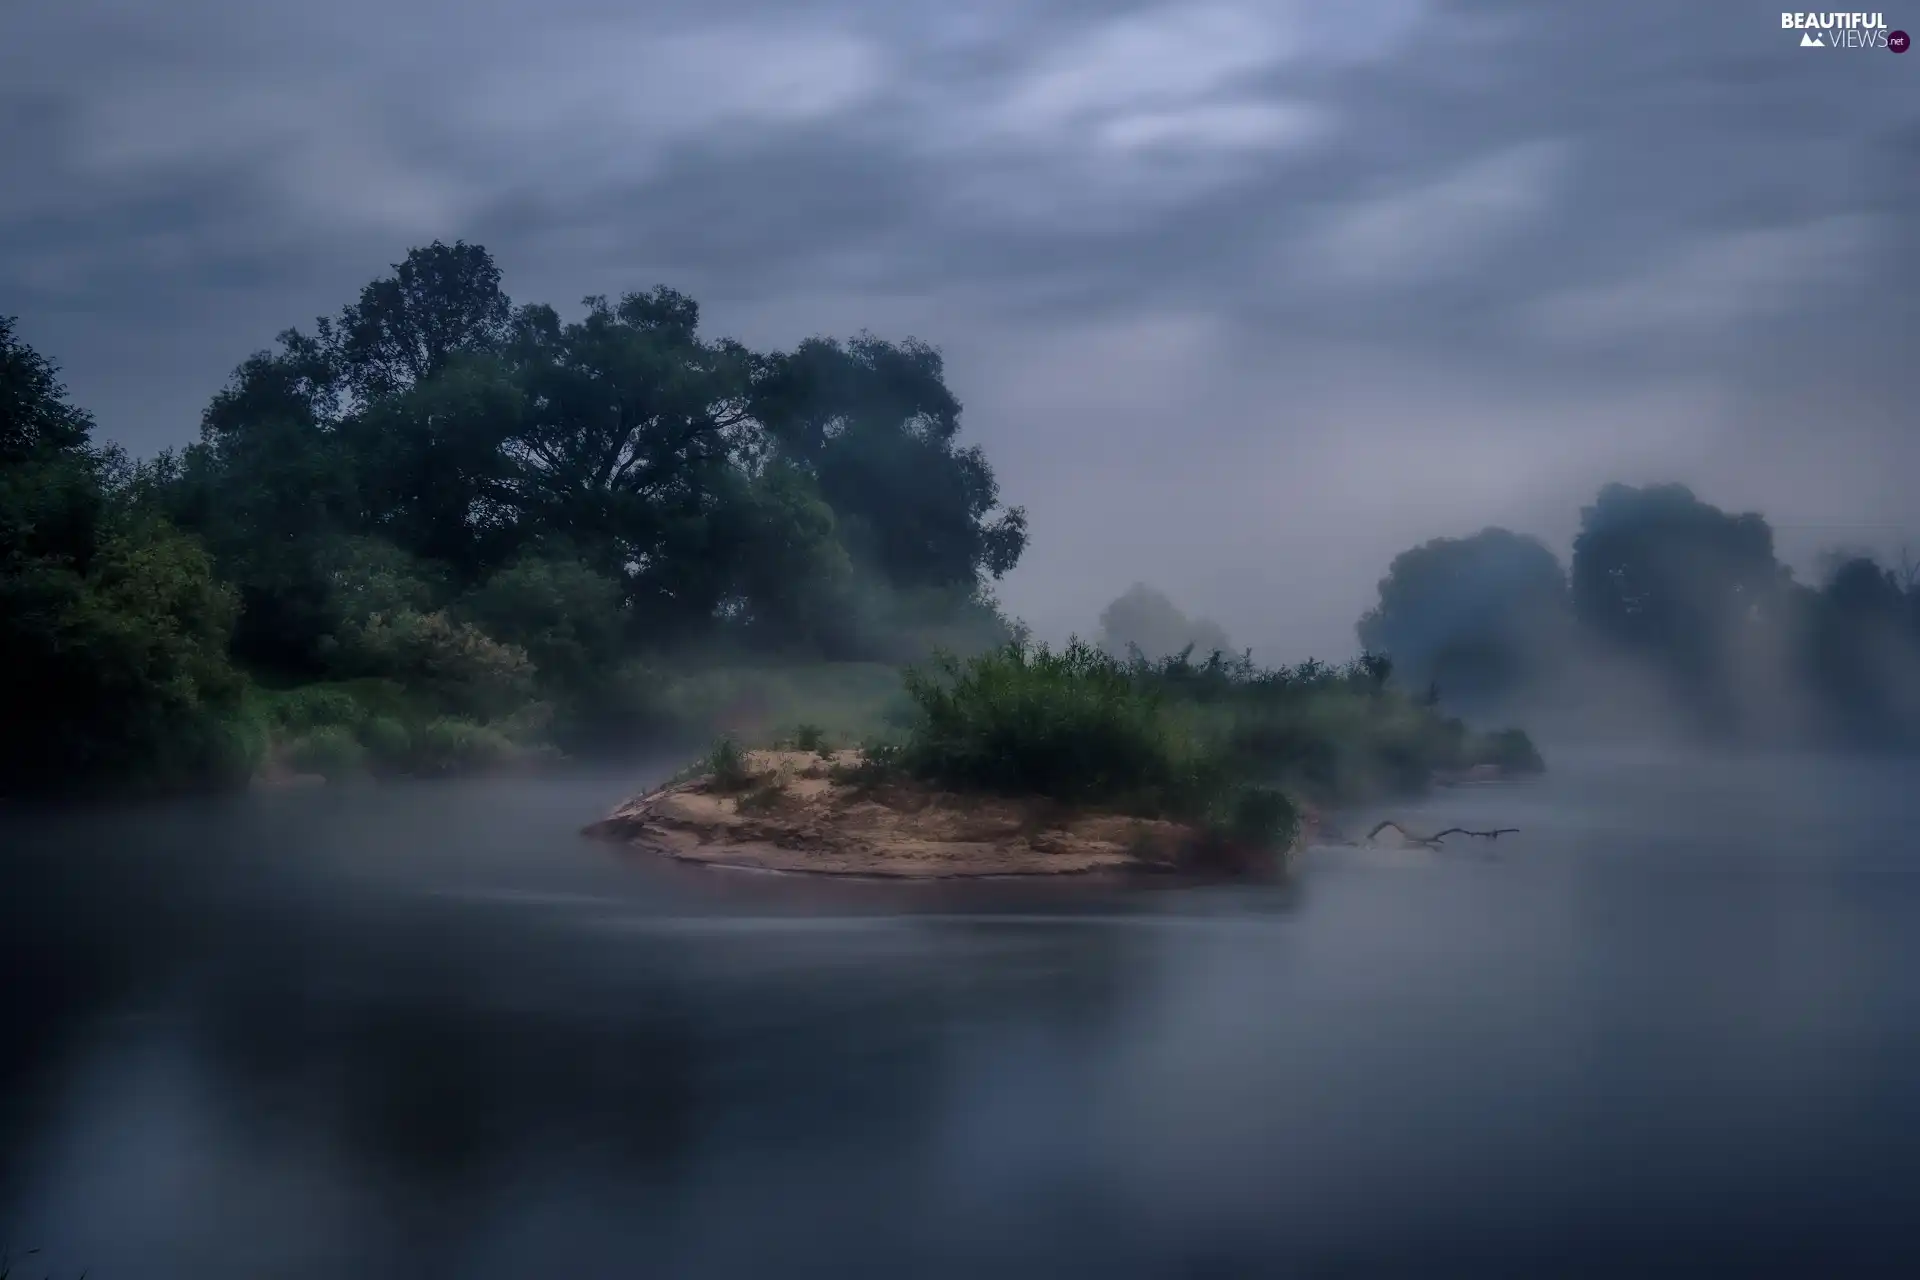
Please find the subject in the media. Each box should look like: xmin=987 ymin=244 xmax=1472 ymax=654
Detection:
xmin=155 ymin=242 xmax=1026 ymax=664
xmin=1357 ymin=527 xmax=1569 ymax=709
xmin=1801 ymin=555 xmax=1920 ymax=744
xmin=1099 ymin=583 xmax=1232 ymax=662
xmin=752 ymin=334 xmax=1027 ymax=590
xmin=1570 ymin=483 xmax=1790 ymax=729
xmin=0 ymin=318 xmax=249 ymax=794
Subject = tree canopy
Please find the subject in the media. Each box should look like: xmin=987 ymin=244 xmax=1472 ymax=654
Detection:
xmin=0 ymin=244 xmax=1031 ymax=795
xmin=1098 ymin=583 xmax=1233 ymax=663
xmin=143 ymin=242 xmax=1026 ymax=671
xmin=1357 ymin=528 xmax=1568 ymax=710
xmin=1357 ymin=486 xmax=1920 ymax=746
xmin=1 ymin=316 xmax=253 ymax=795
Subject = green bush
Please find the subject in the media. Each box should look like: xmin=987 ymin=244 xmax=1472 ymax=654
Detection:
xmin=703 ymin=736 xmax=753 ymax=792
xmin=0 ymin=505 xmax=256 ymax=798
xmin=356 ymin=714 xmax=412 ymax=768
xmin=1477 ymin=727 xmax=1545 ymax=774
xmin=285 ymin=724 xmax=368 ymax=780
xmin=267 ymin=685 xmax=364 ymax=731
xmin=337 ymin=608 xmax=535 ymax=717
xmin=897 ymin=640 xmax=1199 ymax=808
xmin=880 ymin=638 xmax=1537 ymax=846
xmin=461 ymin=552 xmax=626 ymax=691
xmin=413 ymin=716 xmax=519 ymax=776
xmin=888 ymin=640 xmax=1301 ymax=857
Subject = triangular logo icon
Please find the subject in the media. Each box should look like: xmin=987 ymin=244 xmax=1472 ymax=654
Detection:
xmin=1800 ymin=30 xmax=1824 ymax=46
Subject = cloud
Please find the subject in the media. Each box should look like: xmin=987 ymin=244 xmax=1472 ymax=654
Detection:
xmin=0 ymin=0 xmax=1914 ymax=659
xmin=994 ymin=4 xmax=1300 ymax=137
xmin=1095 ymin=101 xmax=1329 ymax=153
xmin=468 ymin=25 xmax=889 ymax=148
xmin=1526 ymin=215 xmax=1879 ymax=349
xmin=1291 ymin=141 xmax=1570 ymax=289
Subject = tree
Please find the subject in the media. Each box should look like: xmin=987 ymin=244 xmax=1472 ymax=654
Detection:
xmin=0 ymin=320 xmax=251 ymax=795
xmin=753 ymin=334 xmax=1027 ymax=589
xmin=1570 ymin=483 xmax=1789 ymax=730
xmin=342 ymin=353 xmax=524 ymax=577
xmin=1 ymin=315 xmax=94 ymax=462
xmin=1356 ymin=527 xmax=1569 ymax=709
xmin=331 ymin=239 xmax=513 ymax=403
xmin=1098 ymin=583 xmax=1232 ymax=662
xmin=495 ymin=290 xmax=761 ymax=631
xmin=1801 ymin=555 xmax=1920 ymax=744
xmin=181 ymin=332 xmax=360 ymax=674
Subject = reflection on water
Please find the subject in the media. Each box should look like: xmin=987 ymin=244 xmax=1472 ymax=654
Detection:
xmin=5 ymin=750 xmax=1920 ymax=1277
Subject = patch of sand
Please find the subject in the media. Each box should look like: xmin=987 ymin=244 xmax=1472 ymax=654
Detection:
xmin=583 ymin=750 xmax=1311 ymax=880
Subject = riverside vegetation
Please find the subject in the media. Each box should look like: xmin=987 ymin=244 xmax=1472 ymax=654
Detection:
xmin=0 ymin=242 xmax=1024 ymax=796
xmin=6 ymin=236 xmax=1553 ymax=810
xmin=590 ymin=641 xmax=1544 ymax=876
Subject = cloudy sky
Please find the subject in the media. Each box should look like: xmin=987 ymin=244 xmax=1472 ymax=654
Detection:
xmin=2 ymin=0 xmax=1914 ymax=658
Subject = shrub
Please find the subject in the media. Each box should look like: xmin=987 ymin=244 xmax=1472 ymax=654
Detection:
xmin=899 ymin=640 xmax=1198 ymax=806
xmin=462 ymin=552 xmax=626 ymax=692
xmin=329 ymin=607 xmax=535 ymax=718
xmin=888 ymin=636 xmax=1529 ymax=834
xmin=414 ymin=716 xmax=518 ymax=776
xmin=737 ymin=779 xmax=787 ymax=814
xmin=788 ymin=723 xmax=827 ymax=751
xmin=494 ymin=699 xmax=557 ymax=747
xmin=285 ymin=724 xmax=368 ymax=780
xmin=268 ymin=685 xmax=363 ymax=731
xmin=1213 ymin=784 xmax=1299 ymax=850
xmin=356 ymin=715 xmax=412 ymax=769
xmin=1477 ymin=727 xmax=1545 ymax=774
xmin=703 ymin=736 xmax=753 ymax=792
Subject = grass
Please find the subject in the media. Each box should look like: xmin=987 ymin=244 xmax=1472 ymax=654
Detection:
xmin=862 ymin=639 xmax=1543 ymax=855
xmin=880 ymin=640 xmax=1300 ymax=856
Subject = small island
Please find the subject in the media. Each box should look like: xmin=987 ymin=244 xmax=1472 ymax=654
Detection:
xmin=586 ymin=641 xmax=1542 ymax=880
xmin=584 ymin=747 xmax=1312 ymax=878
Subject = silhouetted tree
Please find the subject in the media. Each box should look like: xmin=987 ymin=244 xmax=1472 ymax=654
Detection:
xmin=1357 ymin=527 xmax=1569 ymax=710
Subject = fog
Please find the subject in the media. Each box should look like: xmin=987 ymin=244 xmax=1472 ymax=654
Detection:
xmin=6 ymin=0 xmax=1920 ymax=1274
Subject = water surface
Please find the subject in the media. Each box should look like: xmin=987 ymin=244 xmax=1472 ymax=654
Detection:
xmin=5 ymin=750 xmax=1920 ymax=1277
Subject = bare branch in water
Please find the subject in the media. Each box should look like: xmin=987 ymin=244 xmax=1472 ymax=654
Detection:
xmin=1365 ymin=820 xmax=1519 ymax=848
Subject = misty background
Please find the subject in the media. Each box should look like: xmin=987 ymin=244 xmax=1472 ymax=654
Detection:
xmin=4 ymin=0 xmax=1913 ymax=661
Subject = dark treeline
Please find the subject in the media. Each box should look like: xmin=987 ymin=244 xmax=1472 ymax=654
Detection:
xmin=0 ymin=241 xmax=1028 ymax=796
xmin=1360 ymin=485 xmax=1920 ymax=747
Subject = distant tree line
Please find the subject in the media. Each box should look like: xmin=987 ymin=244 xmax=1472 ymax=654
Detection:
xmin=1358 ymin=483 xmax=1920 ymax=746
xmin=0 ymin=241 xmax=1028 ymax=795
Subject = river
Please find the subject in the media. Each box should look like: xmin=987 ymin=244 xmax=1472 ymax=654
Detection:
xmin=4 ymin=749 xmax=1920 ymax=1277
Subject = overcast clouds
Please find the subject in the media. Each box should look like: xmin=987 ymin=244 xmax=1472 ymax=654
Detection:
xmin=2 ymin=0 xmax=1914 ymax=658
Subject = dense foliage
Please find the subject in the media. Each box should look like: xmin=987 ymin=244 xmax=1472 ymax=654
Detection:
xmin=1358 ymin=484 xmax=1920 ymax=745
xmin=883 ymin=640 xmax=1542 ymax=858
xmin=0 ymin=242 xmax=1027 ymax=796
xmin=1 ymin=317 xmax=259 ymax=795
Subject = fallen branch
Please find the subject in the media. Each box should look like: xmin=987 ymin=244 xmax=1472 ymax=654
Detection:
xmin=1365 ymin=820 xmax=1519 ymax=849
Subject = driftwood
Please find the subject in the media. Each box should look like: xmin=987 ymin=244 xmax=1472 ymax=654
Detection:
xmin=1364 ymin=820 xmax=1518 ymax=849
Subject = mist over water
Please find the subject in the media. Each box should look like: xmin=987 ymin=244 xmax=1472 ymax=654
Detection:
xmin=4 ymin=749 xmax=1920 ymax=1277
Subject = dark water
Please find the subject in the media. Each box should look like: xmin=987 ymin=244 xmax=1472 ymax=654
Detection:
xmin=5 ymin=750 xmax=1920 ymax=1278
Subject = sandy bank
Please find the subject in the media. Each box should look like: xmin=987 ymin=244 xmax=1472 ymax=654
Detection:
xmin=583 ymin=750 xmax=1318 ymax=880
